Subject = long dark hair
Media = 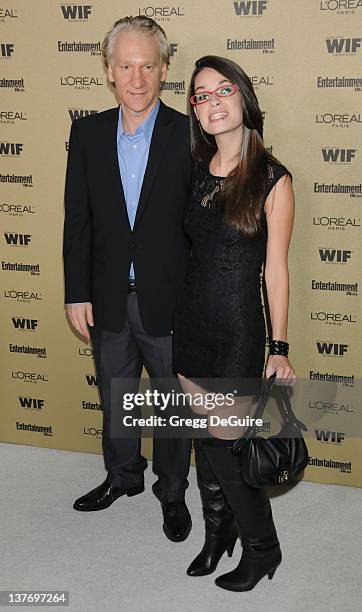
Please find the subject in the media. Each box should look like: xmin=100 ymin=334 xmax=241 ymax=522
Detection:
xmin=189 ymin=55 xmax=285 ymax=236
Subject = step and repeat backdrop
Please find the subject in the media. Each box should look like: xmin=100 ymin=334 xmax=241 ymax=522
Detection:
xmin=1 ymin=1 xmax=361 ymax=486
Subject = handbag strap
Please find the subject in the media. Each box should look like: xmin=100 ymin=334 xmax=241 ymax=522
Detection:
xmin=232 ymin=374 xmax=307 ymax=455
xmin=274 ymin=386 xmax=308 ymax=434
xmin=232 ymin=374 xmax=276 ymax=454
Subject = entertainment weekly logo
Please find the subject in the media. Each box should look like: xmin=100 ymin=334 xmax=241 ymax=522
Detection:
xmin=0 ymin=173 xmax=32 ymax=187
xmin=0 ymin=77 xmax=25 ymax=92
xmin=82 ymin=401 xmax=101 ymax=411
xmin=2 ymin=260 xmax=40 ymax=275
xmin=57 ymin=40 xmax=101 ymax=56
xmin=137 ymin=6 xmax=185 ymax=21
xmin=317 ymin=75 xmax=361 ymax=91
xmin=233 ymin=1 xmax=269 ymax=17
xmin=160 ymin=80 xmax=185 ymax=95
xmin=320 ymin=0 xmax=362 ymax=15
xmin=0 ymin=202 xmax=35 ymax=217
xmin=325 ymin=37 xmax=361 ymax=55
xmin=309 ymin=370 xmax=355 ymax=386
xmin=313 ymin=181 xmax=362 ymax=198
xmin=311 ymin=279 xmax=358 ymax=296
xmin=60 ymin=75 xmax=103 ymax=91
xmin=9 ymin=343 xmax=47 ymax=358
xmin=308 ymin=456 xmax=352 ymax=474
xmin=312 ymin=216 xmax=360 ymax=230
xmin=16 ymin=421 xmax=52 ymax=437
xmin=227 ymin=37 xmax=275 ymax=53
xmin=60 ymin=4 xmax=93 ymax=20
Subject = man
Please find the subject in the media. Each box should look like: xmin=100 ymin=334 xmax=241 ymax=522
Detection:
xmin=63 ymin=16 xmax=192 ymax=542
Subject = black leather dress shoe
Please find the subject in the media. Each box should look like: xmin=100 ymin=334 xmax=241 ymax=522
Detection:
xmin=161 ymin=501 xmax=192 ymax=542
xmin=73 ymin=478 xmax=144 ymax=511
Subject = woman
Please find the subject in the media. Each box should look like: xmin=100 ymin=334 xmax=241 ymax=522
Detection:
xmin=172 ymin=56 xmax=296 ymax=592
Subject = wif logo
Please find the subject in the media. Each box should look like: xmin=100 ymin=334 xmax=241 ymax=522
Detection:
xmin=86 ymin=374 xmax=98 ymax=387
xmin=315 ymin=430 xmax=345 ymax=444
xmin=4 ymin=233 xmax=31 ymax=246
xmin=169 ymin=43 xmax=178 ymax=58
xmin=12 ymin=318 xmax=38 ymax=330
xmin=322 ymin=148 xmax=356 ymax=163
xmin=233 ymin=1 xmax=268 ymax=16
xmin=319 ymin=248 xmax=352 ymax=263
xmin=0 ymin=43 xmax=14 ymax=58
xmin=18 ymin=397 xmax=44 ymax=410
xmin=316 ymin=342 xmax=349 ymax=356
xmin=60 ymin=4 xmax=92 ymax=20
xmin=0 ymin=142 xmax=23 ymax=156
xmin=68 ymin=109 xmax=97 ymax=121
xmin=326 ymin=37 xmax=361 ymax=54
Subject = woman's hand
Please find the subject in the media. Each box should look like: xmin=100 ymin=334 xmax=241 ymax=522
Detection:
xmin=265 ymin=354 xmax=297 ymax=384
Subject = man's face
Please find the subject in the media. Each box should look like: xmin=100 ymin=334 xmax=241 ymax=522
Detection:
xmin=108 ymin=30 xmax=168 ymax=118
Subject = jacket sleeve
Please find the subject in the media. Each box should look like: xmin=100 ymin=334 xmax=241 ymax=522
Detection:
xmin=63 ymin=120 xmax=92 ymax=304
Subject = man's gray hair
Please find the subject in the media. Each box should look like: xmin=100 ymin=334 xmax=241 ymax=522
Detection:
xmin=101 ymin=15 xmax=170 ymax=69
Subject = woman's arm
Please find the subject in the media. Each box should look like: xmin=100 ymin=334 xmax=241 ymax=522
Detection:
xmin=264 ymin=174 xmax=296 ymax=380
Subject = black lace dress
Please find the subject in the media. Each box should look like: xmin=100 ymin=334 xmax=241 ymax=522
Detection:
xmin=172 ymin=159 xmax=290 ymax=393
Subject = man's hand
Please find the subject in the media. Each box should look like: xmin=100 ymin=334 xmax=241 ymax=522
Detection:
xmin=66 ymin=302 xmax=94 ymax=341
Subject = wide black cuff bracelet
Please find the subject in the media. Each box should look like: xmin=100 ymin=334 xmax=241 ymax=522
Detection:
xmin=269 ymin=339 xmax=289 ymax=357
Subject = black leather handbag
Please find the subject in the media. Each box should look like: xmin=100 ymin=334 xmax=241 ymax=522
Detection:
xmin=231 ymin=373 xmax=309 ymax=488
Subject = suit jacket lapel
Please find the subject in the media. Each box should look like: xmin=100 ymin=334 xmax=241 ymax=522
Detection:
xmin=102 ymin=106 xmax=131 ymax=229
xmin=134 ymin=101 xmax=173 ymax=229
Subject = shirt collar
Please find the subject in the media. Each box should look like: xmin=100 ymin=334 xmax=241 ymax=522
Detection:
xmin=118 ymin=99 xmax=160 ymax=142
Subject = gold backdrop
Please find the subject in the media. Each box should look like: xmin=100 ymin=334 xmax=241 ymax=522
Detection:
xmin=1 ymin=0 xmax=361 ymax=486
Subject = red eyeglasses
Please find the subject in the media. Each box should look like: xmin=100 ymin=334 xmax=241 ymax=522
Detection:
xmin=190 ymin=83 xmax=238 ymax=106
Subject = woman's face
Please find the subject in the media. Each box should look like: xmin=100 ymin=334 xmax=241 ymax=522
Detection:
xmin=192 ymin=67 xmax=243 ymax=137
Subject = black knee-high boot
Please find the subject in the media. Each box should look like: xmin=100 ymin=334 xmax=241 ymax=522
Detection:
xmin=187 ymin=438 xmax=239 ymax=577
xmin=202 ymin=439 xmax=282 ymax=591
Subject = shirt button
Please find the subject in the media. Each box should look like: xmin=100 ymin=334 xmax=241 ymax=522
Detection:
xmin=132 ymin=202 xmax=136 ymax=207
xmin=133 ymin=144 xmax=137 ymax=149
xmin=131 ymin=173 xmax=136 ymax=179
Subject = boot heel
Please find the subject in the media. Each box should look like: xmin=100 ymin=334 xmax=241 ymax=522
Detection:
xmin=126 ymin=484 xmax=144 ymax=497
xmin=227 ymin=537 xmax=237 ymax=557
xmin=268 ymin=567 xmax=277 ymax=580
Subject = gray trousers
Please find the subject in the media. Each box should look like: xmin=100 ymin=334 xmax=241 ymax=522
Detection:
xmin=90 ymin=294 xmax=192 ymax=503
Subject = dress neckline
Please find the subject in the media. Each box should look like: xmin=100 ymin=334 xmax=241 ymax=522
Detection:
xmin=203 ymin=163 xmax=226 ymax=181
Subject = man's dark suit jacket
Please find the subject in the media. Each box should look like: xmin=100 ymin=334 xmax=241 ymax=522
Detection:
xmin=63 ymin=100 xmax=192 ymax=336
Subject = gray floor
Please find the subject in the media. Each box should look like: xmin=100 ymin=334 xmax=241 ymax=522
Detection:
xmin=1 ymin=442 xmax=361 ymax=612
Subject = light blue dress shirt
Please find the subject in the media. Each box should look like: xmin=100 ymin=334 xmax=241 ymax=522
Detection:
xmin=117 ymin=99 xmax=160 ymax=279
